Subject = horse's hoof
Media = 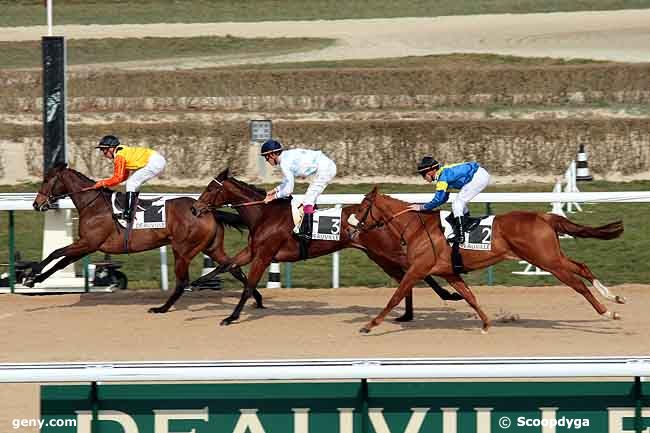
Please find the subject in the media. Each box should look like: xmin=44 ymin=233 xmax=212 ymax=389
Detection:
xmin=22 ymin=276 xmax=36 ymax=288
xmin=359 ymin=327 xmax=371 ymax=334
xmin=220 ymin=317 xmax=236 ymax=326
xmin=148 ymin=307 xmax=167 ymax=314
xmin=394 ymin=314 xmax=413 ymax=323
xmin=601 ymin=311 xmax=621 ymax=320
xmin=255 ymin=304 xmax=266 ymax=309
xmin=615 ymin=295 xmax=626 ymax=304
xmin=480 ymin=328 xmax=489 ymax=335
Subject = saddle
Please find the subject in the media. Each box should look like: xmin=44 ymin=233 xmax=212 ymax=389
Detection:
xmin=113 ymin=192 xmax=161 ymax=215
xmin=444 ymin=212 xmax=482 ymax=233
xmin=110 ymin=192 xmax=167 ymax=229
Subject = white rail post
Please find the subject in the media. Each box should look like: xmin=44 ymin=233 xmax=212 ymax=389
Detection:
xmin=267 ymin=262 xmax=281 ymax=288
xmin=332 ymin=204 xmax=341 ymax=289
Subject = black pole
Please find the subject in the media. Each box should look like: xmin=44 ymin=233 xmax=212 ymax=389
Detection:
xmin=42 ymin=36 xmax=67 ymax=173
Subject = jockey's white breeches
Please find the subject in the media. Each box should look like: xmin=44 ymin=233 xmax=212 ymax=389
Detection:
xmin=452 ymin=166 xmax=490 ymax=217
xmin=126 ymin=152 xmax=166 ymax=192
xmin=302 ymin=158 xmax=337 ymax=206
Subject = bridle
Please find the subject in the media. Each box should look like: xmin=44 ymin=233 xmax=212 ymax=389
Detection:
xmin=194 ymin=177 xmax=265 ymax=216
xmin=40 ymin=170 xmax=103 ymax=210
xmin=350 ymin=194 xmax=411 ymax=238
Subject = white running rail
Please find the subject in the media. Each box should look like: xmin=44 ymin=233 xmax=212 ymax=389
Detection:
xmin=0 ymin=357 xmax=649 ymax=383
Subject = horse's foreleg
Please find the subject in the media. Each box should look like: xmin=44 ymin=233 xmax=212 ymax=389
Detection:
xmin=221 ymin=256 xmax=270 ymax=326
xmin=191 ymin=246 xmax=253 ymax=287
xmin=23 ymin=241 xmax=95 ymax=286
xmin=227 ymin=267 xmax=264 ymax=308
xmin=444 ymin=275 xmax=490 ymax=333
xmin=360 ymin=268 xmax=424 ymax=333
xmin=24 ymin=253 xmax=84 ymax=286
xmin=149 ymin=252 xmax=190 ymax=314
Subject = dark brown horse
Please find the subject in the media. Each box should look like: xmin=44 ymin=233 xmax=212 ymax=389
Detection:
xmin=27 ymin=164 xmax=256 ymax=313
xmin=349 ymin=187 xmax=626 ymax=333
xmin=190 ymin=168 xmax=462 ymax=326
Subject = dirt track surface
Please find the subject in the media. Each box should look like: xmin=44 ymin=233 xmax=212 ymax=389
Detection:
xmin=3 ymin=10 xmax=650 ymax=69
xmin=1 ymin=284 xmax=648 ymax=429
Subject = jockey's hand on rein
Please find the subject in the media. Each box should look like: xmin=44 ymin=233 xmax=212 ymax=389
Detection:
xmin=407 ymin=204 xmax=423 ymax=212
xmin=263 ymin=192 xmax=276 ymax=204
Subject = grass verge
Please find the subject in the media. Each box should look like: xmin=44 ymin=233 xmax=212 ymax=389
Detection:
xmin=1 ymin=0 xmax=649 ymax=27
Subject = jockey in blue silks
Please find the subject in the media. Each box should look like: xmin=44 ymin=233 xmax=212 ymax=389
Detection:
xmin=407 ymin=156 xmax=491 ymax=244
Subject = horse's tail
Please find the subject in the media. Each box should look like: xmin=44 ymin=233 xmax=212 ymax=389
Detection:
xmin=546 ymin=214 xmax=623 ymax=240
xmin=211 ymin=210 xmax=247 ymax=233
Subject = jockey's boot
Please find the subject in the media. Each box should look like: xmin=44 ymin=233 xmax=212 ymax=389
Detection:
xmin=447 ymin=216 xmax=465 ymax=244
xmin=123 ymin=191 xmax=139 ymax=223
xmin=297 ymin=212 xmax=313 ymax=260
xmin=298 ymin=212 xmax=313 ymax=240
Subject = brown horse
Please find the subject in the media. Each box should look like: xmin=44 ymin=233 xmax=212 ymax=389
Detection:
xmin=349 ymin=187 xmax=626 ymax=333
xmin=190 ymin=168 xmax=462 ymax=325
xmin=27 ymin=164 xmax=256 ymax=313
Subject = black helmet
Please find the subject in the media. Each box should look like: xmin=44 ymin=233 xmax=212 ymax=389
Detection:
xmin=260 ymin=139 xmax=283 ymax=156
xmin=96 ymin=135 xmax=120 ymax=148
xmin=416 ymin=155 xmax=440 ymax=175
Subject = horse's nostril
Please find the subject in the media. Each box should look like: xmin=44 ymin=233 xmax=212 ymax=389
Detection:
xmin=191 ymin=206 xmax=197 ymax=216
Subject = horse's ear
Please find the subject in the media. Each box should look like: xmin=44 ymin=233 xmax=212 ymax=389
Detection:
xmin=45 ymin=163 xmax=67 ymax=179
xmin=370 ymin=185 xmax=379 ymax=196
xmin=216 ymin=168 xmax=229 ymax=180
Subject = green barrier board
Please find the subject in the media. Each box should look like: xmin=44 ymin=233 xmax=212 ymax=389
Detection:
xmin=41 ymin=381 xmax=650 ymax=433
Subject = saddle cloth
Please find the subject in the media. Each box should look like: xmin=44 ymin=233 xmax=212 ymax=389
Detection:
xmin=440 ymin=210 xmax=495 ymax=251
xmin=290 ymin=198 xmax=343 ymax=241
xmin=111 ymin=192 xmax=166 ymax=229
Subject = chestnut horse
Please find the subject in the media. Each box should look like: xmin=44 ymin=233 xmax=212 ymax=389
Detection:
xmin=190 ymin=168 xmax=462 ymax=325
xmin=349 ymin=187 xmax=626 ymax=333
xmin=27 ymin=164 xmax=256 ymax=313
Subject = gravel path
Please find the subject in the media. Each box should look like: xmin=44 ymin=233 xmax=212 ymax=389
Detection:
xmin=2 ymin=10 xmax=650 ymax=69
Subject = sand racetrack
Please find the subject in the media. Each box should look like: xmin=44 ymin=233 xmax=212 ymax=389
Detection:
xmin=2 ymin=10 xmax=650 ymax=69
xmin=1 ymin=284 xmax=648 ymax=430
xmin=2 ymin=8 xmax=649 ymax=430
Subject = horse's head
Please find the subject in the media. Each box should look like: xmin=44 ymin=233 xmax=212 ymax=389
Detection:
xmin=33 ymin=163 xmax=70 ymax=211
xmin=191 ymin=168 xmax=229 ymax=217
xmin=347 ymin=186 xmax=387 ymax=238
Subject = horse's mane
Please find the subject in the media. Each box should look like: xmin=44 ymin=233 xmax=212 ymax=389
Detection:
xmin=229 ymin=176 xmax=266 ymax=197
xmin=67 ymin=167 xmax=96 ymax=184
xmin=46 ymin=163 xmax=95 ymax=184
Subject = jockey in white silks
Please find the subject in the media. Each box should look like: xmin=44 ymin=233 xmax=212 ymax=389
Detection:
xmin=260 ymin=139 xmax=337 ymax=242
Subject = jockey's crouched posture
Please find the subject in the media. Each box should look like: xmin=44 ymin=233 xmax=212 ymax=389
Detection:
xmin=90 ymin=135 xmax=167 ymax=223
xmin=261 ymin=139 xmax=337 ymax=244
xmin=408 ymin=156 xmax=490 ymax=244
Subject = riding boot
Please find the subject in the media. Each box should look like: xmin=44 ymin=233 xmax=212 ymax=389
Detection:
xmin=122 ymin=192 xmax=139 ymax=223
xmin=298 ymin=212 xmax=313 ymax=240
xmin=297 ymin=212 xmax=313 ymax=260
xmin=447 ymin=216 xmax=465 ymax=244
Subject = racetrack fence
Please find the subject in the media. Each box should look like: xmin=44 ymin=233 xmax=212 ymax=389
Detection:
xmin=0 ymin=357 xmax=649 ymax=433
xmin=2 ymin=191 xmax=650 ymax=291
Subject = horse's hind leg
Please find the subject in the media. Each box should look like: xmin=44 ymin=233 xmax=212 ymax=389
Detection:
xmin=444 ymin=275 xmax=491 ymax=333
xmin=568 ymin=259 xmax=626 ymax=304
xmin=545 ymin=262 xmax=620 ymax=320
